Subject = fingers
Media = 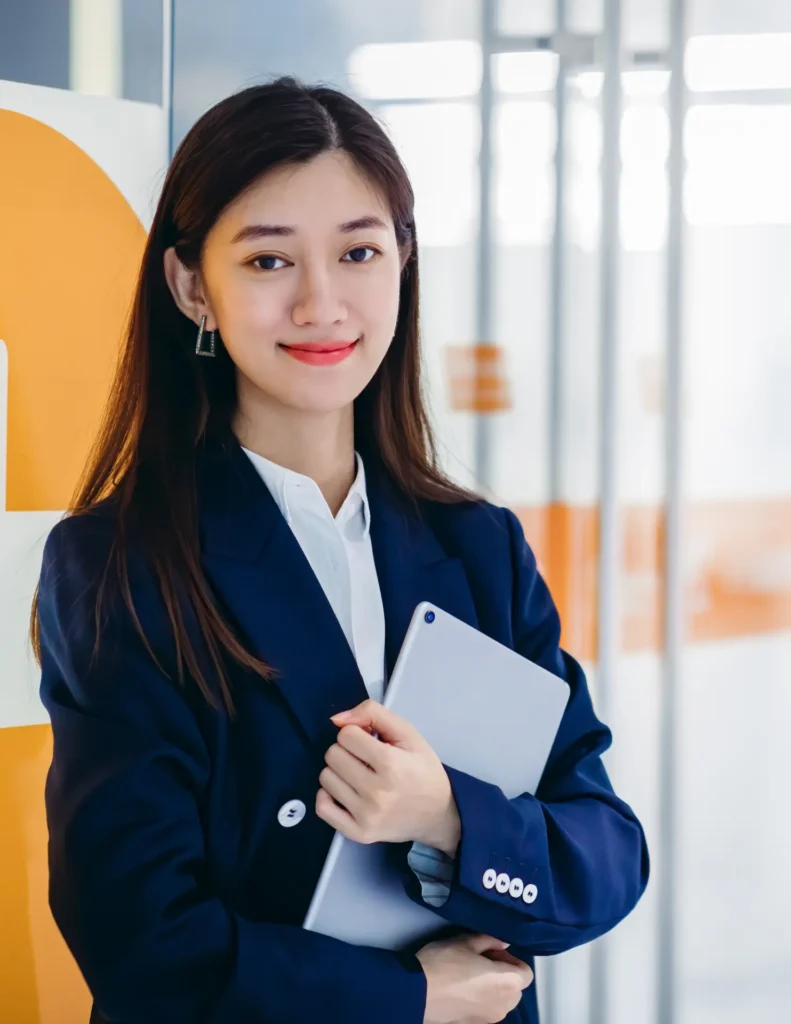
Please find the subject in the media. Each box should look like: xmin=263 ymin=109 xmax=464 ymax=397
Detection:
xmin=465 ymin=933 xmax=510 ymax=955
xmin=335 ymin=724 xmax=392 ymax=770
xmin=314 ymin=788 xmax=361 ymax=841
xmin=325 ymin=742 xmax=373 ymax=790
xmin=331 ymin=700 xmax=416 ymax=748
xmin=512 ymin=961 xmax=534 ymax=989
xmin=488 ymin=956 xmax=534 ymax=989
xmin=482 ymin=948 xmax=520 ymax=964
xmin=318 ymin=765 xmax=361 ymax=815
xmin=468 ymin=935 xmax=534 ymax=989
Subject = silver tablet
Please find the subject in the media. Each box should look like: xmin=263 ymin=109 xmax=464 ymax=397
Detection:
xmin=303 ymin=601 xmax=571 ymax=950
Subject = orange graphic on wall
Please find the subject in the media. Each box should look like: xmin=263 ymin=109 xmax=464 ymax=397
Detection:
xmin=0 ymin=109 xmax=148 ymax=1023
xmin=444 ymin=344 xmax=512 ymax=413
xmin=514 ymin=500 xmax=791 ymax=664
xmin=0 ymin=110 xmax=145 ymax=511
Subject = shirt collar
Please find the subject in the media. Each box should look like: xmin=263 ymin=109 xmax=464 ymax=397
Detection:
xmin=241 ymin=446 xmax=371 ymax=538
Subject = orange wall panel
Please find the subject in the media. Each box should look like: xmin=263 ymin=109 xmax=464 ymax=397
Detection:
xmin=0 ymin=726 xmax=91 ymax=1023
xmin=515 ymin=499 xmax=791 ymax=663
xmin=1 ymin=104 xmax=150 ymax=1019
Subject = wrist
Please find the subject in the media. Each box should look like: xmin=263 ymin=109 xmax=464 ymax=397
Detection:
xmin=418 ymin=796 xmax=461 ymax=857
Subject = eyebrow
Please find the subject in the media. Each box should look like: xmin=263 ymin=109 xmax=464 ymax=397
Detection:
xmin=230 ymin=215 xmax=388 ymax=244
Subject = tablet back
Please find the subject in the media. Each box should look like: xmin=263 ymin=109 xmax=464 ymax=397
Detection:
xmin=303 ymin=601 xmax=571 ymax=950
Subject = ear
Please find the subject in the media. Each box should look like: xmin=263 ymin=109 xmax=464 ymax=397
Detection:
xmin=163 ymin=247 xmax=217 ymax=329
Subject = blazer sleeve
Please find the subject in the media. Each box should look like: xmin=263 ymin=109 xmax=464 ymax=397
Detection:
xmin=38 ymin=516 xmax=426 ymax=1024
xmin=402 ymin=507 xmax=650 ymax=956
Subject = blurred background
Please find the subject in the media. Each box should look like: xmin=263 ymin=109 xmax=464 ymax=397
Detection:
xmin=1 ymin=1 xmax=790 ymax=1022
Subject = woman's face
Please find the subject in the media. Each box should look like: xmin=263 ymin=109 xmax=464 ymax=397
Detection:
xmin=200 ymin=150 xmax=402 ymax=416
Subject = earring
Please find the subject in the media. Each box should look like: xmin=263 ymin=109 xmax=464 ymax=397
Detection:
xmin=195 ymin=314 xmax=216 ymax=358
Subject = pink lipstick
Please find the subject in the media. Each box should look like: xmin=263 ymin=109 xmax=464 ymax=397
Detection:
xmin=280 ymin=340 xmax=358 ymax=366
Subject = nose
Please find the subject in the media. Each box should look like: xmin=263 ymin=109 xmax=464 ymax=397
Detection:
xmin=291 ymin=265 xmax=347 ymax=328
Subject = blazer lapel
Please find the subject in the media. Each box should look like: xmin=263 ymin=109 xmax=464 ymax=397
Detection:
xmin=196 ymin=439 xmax=480 ymax=753
xmin=366 ymin=468 xmax=479 ymax=679
xmin=196 ymin=439 xmax=369 ymax=757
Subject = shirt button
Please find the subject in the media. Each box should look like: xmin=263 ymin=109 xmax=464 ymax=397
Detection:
xmin=523 ymin=883 xmax=538 ymax=904
xmin=509 ymin=877 xmax=524 ymax=899
xmin=277 ymin=799 xmax=306 ymax=828
xmin=495 ymin=872 xmax=511 ymax=894
xmin=482 ymin=868 xmax=497 ymax=890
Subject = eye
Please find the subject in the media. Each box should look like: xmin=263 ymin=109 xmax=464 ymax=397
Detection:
xmin=251 ymin=254 xmax=289 ymax=272
xmin=342 ymin=246 xmax=379 ymax=264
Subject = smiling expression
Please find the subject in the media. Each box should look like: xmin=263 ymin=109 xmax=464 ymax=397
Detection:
xmin=200 ymin=150 xmax=403 ymax=416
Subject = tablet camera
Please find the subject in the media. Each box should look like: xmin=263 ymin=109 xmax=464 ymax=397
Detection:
xmin=424 ymin=610 xmax=436 ymax=624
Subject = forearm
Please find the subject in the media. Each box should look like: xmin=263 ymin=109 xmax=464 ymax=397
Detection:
xmin=404 ymin=766 xmax=648 ymax=951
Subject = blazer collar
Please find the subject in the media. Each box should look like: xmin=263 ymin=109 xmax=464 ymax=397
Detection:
xmin=196 ymin=438 xmax=479 ymax=756
xmin=240 ymin=445 xmax=371 ymax=538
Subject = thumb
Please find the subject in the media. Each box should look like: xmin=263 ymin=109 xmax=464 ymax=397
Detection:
xmin=490 ymin=955 xmax=534 ymax=988
xmin=465 ymin=934 xmax=510 ymax=956
xmin=331 ymin=700 xmax=416 ymax=747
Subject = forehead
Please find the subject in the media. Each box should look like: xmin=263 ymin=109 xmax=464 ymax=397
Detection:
xmin=216 ymin=150 xmax=394 ymax=235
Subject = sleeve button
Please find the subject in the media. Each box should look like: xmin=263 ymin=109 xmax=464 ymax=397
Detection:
xmin=523 ymin=883 xmax=538 ymax=904
xmin=482 ymin=868 xmax=497 ymax=890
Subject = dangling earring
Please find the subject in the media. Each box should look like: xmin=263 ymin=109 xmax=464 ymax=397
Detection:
xmin=195 ymin=314 xmax=216 ymax=357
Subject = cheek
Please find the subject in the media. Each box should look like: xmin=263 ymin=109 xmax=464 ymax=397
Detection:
xmin=214 ymin=278 xmax=290 ymax=374
xmin=219 ymin=277 xmax=284 ymax=338
xmin=357 ymin=272 xmax=401 ymax=354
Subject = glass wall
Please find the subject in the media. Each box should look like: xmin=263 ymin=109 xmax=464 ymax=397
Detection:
xmin=679 ymin=2 xmax=791 ymax=1021
xmin=0 ymin=0 xmax=163 ymax=102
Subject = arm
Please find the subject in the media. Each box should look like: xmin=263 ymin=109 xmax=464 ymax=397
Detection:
xmin=402 ymin=508 xmax=649 ymax=955
xmin=38 ymin=518 xmax=426 ymax=1024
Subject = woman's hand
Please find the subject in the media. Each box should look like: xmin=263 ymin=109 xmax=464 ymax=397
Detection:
xmin=315 ymin=700 xmax=461 ymax=854
xmin=417 ymin=933 xmax=534 ymax=1024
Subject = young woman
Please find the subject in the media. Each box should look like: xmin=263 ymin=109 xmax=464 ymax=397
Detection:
xmin=33 ymin=78 xmax=648 ymax=1024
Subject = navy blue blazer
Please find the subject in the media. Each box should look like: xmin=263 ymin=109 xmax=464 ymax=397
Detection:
xmin=38 ymin=439 xmax=649 ymax=1024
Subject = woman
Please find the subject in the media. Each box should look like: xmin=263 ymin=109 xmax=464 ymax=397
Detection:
xmin=33 ymin=78 xmax=648 ymax=1024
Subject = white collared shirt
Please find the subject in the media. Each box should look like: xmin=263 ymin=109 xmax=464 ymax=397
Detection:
xmin=241 ymin=447 xmax=386 ymax=703
xmin=241 ymin=445 xmax=453 ymax=907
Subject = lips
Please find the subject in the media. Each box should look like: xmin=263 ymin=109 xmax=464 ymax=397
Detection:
xmin=280 ymin=339 xmax=359 ymax=366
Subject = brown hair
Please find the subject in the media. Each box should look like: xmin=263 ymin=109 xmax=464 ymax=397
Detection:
xmin=30 ymin=77 xmax=473 ymax=712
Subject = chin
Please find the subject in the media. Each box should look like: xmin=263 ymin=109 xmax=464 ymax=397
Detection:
xmin=272 ymin=382 xmax=363 ymax=416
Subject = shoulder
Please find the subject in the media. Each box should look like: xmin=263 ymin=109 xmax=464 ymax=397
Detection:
xmin=420 ymin=497 xmax=541 ymax=617
xmin=39 ymin=504 xmax=159 ymax=644
xmin=42 ymin=506 xmax=116 ymax=580
xmin=428 ymin=497 xmax=564 ymax=671
xmin=420 ymin=495 xmax=559 ymax=661
xmin=422 ymin=495 xmax=532 ymax=566
xmin=427 ymin=493 xmax=546 ymax=596
xmin=38 ymin=506 xmax=187 ymax=708
xmin=40 ymin=509 xmax=117 ymax=623
xmin=41 ymin=500 xmax=150 ymax=591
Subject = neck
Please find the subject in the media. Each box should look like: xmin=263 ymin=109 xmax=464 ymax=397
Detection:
xmin=232 ymin=386 xmax=356 ymax=516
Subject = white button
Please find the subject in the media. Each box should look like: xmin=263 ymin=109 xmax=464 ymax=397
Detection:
xmin=277 ymin=799 xmax=306 ymax=828
xmin=509 ymin=877 xmax=524 ymax=899
xmin=482 ymin=868 xmax=497 ymax=890
xmin=523 ymin=883 xmax=538 ymax=904
xmin=495 ymin=872 xmax=511 ymax=894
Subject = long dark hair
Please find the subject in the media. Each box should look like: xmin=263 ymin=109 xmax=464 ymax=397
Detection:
xmin=31 ymin=76 xmax=473 ymax=712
